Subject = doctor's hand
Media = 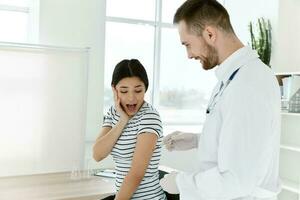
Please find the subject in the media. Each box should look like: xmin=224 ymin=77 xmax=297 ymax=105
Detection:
xmin=160 ymin=172 xmax=179 ymax=194
xmin=163 ymin=131 xmax=199 ymax=151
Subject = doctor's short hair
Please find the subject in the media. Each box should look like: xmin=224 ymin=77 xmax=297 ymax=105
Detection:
xmin=111 ymin=59 xmax=149 ymax=91
xmin=173 ymin=0 xmax=235 ymax=35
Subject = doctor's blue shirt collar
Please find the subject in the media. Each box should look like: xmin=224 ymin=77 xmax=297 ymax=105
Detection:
xmin=214 ymin=46 xmax=259 ymax=83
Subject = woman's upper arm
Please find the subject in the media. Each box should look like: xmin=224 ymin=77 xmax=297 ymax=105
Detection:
xmin=129 ymin=133 xmax=158 ymax=177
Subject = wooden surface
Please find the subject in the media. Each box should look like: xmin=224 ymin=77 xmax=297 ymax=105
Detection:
xmin=0 ymin=171 xmax=115 ymax=200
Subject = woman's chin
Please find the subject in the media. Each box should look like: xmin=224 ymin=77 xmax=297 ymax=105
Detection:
xmin=126 ymin=110 xmax=137 ymax=117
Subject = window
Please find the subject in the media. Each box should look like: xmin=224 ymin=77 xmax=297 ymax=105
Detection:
xmin=0 ymin=0 xmax=38 ymax=43
xmin=106 ymin=0 xmax=155 ymax=21
xmin=104 ymin=0 xmax=217 ymax=134
xmin=159 ymin=27 xmax=216 ymax=133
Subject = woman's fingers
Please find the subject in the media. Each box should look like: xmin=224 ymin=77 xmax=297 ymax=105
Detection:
xmin=112 ymin=86 xmax=120 ymax=110
xmin=112 ymin=86 xmax=118 ymax=102
xmin=111 ymin=86 xmax=129 ymax=122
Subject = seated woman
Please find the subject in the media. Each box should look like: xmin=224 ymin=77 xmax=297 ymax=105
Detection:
xmin=93 ymin=59 xmax=166 ymax=200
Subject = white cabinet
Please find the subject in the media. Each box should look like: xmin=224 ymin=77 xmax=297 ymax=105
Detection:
xmin=276 ymin=72 xmax=300 ymax=200
xmin=274 ymin=1 xmax=300 ymax=198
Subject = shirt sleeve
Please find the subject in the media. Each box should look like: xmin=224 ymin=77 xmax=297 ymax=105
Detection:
xmin=176 ymin=81 xmax=280 ymax=199
xmin=102 ymin=106 xmax=113 ymax=127
xmin=137 ymin=110 xmax=163 ymax=138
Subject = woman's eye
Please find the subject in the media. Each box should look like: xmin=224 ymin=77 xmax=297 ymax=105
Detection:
xmin=135 ymin=90 xmax=142 ymax=93
xmin=120 ymin=91 xmax=127 ymax=94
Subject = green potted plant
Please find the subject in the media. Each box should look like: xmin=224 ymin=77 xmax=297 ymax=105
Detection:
xmin=249 ymin=17 xmax=272 ymax=67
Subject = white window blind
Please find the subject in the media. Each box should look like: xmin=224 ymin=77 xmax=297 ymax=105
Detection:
xmin=0 ymin=43 xmax=89 ymax=177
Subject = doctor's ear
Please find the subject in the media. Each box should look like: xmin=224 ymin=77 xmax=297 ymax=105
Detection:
xmin=203 ymin=26 xmax=217 ymax=44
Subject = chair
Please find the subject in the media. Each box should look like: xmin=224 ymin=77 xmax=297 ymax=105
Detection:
xmin=159 ymin=169 xmax=180 ymax=200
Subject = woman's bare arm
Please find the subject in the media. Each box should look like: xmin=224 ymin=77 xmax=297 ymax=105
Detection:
xmin=114 ymin=133 xmax=158 ymax=200
xmin=93 ymin=119 xmax=127 ymax=162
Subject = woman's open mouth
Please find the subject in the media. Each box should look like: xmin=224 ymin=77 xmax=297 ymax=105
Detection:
xmin=126 ymin=104 xmax=137 ymax=113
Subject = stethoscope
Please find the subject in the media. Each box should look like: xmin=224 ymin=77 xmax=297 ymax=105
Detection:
xmin=206 ymin=68 xmax=240 ymax=114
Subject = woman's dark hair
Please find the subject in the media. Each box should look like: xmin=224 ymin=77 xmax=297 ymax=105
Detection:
xmin=111 ymin=59 xmax=149 ymax=91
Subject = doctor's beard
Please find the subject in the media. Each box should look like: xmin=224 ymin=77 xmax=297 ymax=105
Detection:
xmin=201 ymin=41 xmax=219 ymax=70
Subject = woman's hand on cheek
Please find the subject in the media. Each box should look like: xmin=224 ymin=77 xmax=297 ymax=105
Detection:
xmin=112 ymin=86 xmax=129 ymax=123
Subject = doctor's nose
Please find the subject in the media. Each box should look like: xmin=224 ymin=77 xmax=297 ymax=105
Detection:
xmin=187 ymin=50 xmax=194 ymax=59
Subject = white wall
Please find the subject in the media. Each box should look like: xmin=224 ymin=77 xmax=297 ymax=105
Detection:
xmin=224 ymin=0 xmax=279 ymax=66
xmin=225 ymin=0 xmax=300 ymax=73
xmin=38 ymin=0 xmax=113 ymax=169
xmin=39 ymin=0 xmax=106 ymax=142
xmin=272 ymin=0 xmax=300 ymax=72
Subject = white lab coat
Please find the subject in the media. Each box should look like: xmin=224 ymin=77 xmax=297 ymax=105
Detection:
xmin=176 ymin=47 xmax=281 ymax=200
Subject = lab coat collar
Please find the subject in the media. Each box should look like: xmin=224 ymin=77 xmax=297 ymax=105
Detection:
xmin=215 ymin=46 xmax=259 ymax=82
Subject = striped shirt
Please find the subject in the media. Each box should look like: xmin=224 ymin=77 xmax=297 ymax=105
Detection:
xmin=103 ymin=101 xmax=166 ymax=200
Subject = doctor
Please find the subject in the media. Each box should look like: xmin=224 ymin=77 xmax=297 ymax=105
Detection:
xmin=160 ymin=0 xmax=281 ymax=199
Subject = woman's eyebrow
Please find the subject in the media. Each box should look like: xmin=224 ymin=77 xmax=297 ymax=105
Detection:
xmin=135 ymin=85 xmax=143 ymax=88
xmin=120 ymin=86 xmax=128 ymax=89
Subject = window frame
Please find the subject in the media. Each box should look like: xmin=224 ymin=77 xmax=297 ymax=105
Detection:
xmin=0 ymin=0 xmax=39 ymax=43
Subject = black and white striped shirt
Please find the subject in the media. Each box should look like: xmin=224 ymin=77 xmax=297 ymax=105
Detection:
xmin=103 ymin=101 xmax=166 ymax=200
